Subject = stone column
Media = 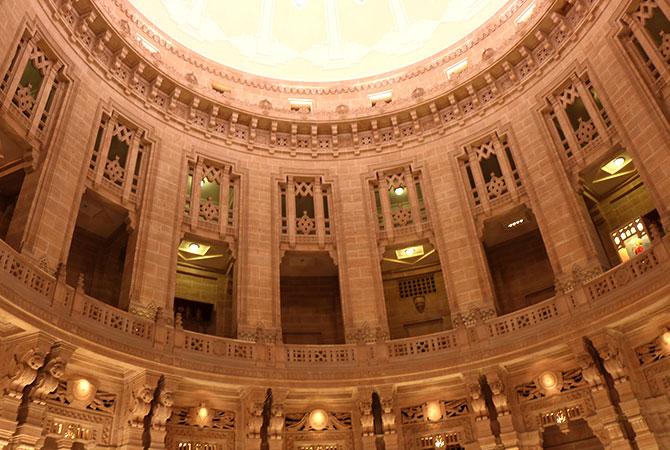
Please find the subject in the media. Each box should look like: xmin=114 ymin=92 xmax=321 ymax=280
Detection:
xmin=378 ymin=177 xmax=395 ymax=241
xmin=491 ymin=134 xmax=519 ymax=201
xmin=28 ymin=61 xmax=62 ymax=137
xmin=510 ymin=105 xmax=604 ymax=287
xmin=122 ymin=132 xmax=141 ymax=204
xmin=286 ymin=176 xmax=296 ymax=247
xmin=189 ymin=158 xmax=203 ymax=228
xmin=335 ymin=173 xmax=389 ymax=342
xmin=404 ymin=169 xmax=423 ymax=234
xmin=313 ymin=177 xmax=326 ymax=248
xmin=218 ymin=165 xmax=230 ymax=238
xmin=235 ymin=167 xmax=278 ymax=339
xmin=1 ymin=38 xmax=35 ymax=112
xmin=92 ymin=114 xmax=117 ymax=187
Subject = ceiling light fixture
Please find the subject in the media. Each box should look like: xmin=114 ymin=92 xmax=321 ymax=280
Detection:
xmin=507 ymin=218 xmax=524 ymax=228
xmin=601 ymin=155 xmax=631 ymax=175
xmin=394 ymin=186 xmax=406 ymax=196
xmin=308 ymin=409 xmax=328 ymax=430
xmin=188 ymin=243 xmax=200 ymax=252
xmin=395 ymin=245 xmax=424 ymax=259
xmin=425 ymin=401 xmax=443 ymax=422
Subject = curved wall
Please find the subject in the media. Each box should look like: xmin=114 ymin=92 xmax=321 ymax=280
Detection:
xmin=0 ymin=0 xmax=669 ymax=449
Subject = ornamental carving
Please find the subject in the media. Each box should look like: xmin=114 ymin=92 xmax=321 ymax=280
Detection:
xmin=391 ymin=207 xmax=412 ymax=227
xmin=152 ymin=389 xmax=174 ymax=430
xmin=345 ymin=322 xmax=389 ymax=344
xmin=401 ymin=399 xmax=468 ymax=424
xmin=199 ymin=197 xmax=219 ymax=223
xmin=13 ymin=85 xmax=36 ymax=113
xmin=359 ymin=401 xmax=374 ymax=436
xmin=30 ymin=350 xmax=68 ymax=403
xmin=296 ymin=212 xmax=316 ymax=235
xmin=285 ymin=411 xmax=352 ymax=432
xmin=3 ymin=348 xmax=46 ymax=398
xmin=104 ymin=156 xmax=125 ymax=183
xmin=128 ymin=386 xmax=153 ymax=427
xmin=485 ymin=174 xmax=507 ymax=199
xmin=468 ymin=383 xmax=488 ymax=421
xmin=574 ymin=118 xmax=598 ymax=146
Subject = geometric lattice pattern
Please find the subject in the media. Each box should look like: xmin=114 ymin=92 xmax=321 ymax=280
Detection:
xmin=398 ymin=274 xmax=436 ymax=299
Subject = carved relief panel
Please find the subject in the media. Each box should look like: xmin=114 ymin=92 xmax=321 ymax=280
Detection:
xmin=1 ymin=27 xmax=68 ymax=144
xmin=544 ymin=72 xmax=615 ymax=165
xmin=88 ymin=111 xmax=152 ymax=206
xmin=184 ymin=157 xmax=239 ymax=241
xmin=279 ymin=175 xmax=334 ymax=249
xmin=370 ymin=165 xmax=430 ymax=243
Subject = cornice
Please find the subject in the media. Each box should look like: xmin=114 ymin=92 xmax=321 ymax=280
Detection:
xmin=38 ymin=0 xmax=602 ymax=160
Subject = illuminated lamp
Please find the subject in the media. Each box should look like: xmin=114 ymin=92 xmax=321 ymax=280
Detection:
xmin=72 ymin=378 xmax=93 ymax=401
xmin=538 ymin=371 xmax=559 ymax=391
xmin=394 ymin=186 xmax=406 ymax=196
xmin=309 ymin=409 xmax=328 ymax=430
xmin=425 ymin=401 xmax=443 ymax=422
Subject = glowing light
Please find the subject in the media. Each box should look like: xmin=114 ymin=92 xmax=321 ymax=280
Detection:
xmin=661 ymin=329 xmax=670 ymax=349
xmin=73 ymin=379 xmax=92 ymax=400
xmin=188 ymin=243 xmax=200 ymax=252
xmin=394 ymin=186 xmax=405 ymax=196
xmin=446 ymin=58 xmax=468 ymax=80
xmin=425 ymin=401 xmax=442 ymax=422
xmin=309 ymin=409 xmax=328 ymax=430
xmin=515 ymin=1 xmax=536 ymax=24
xmin=554 ymin=410 xmax=567 ymax=425
xmin=368 ymin=90 xmax=393 ymax=106
xmin=601 ymin=155 xmax=631 ymax=174
xmin=289 ymin=98 xmax=313 ymax=112
xmin=395 ymin=245 xmax=425 ymax=260
xmin=539 ymin=371 xmax=558 ymax=390
xmin=434 ymin=435 xmax=446 ymax=448
xmin=507 ymin=218 xmax=524 ymax=228
xmin=197 ymin=406 xmax=208 ymax=419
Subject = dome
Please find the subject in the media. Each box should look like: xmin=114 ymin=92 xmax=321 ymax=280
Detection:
xmin=128 ymin=0 xmax=512 ymax=81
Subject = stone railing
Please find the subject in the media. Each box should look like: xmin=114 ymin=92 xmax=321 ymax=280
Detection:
xmin=0 ymin=236 xmax=668 ymax=377
xmin=387 ymin=331 xmax=458 ymax=359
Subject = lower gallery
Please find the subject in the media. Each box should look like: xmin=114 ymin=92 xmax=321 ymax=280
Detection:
xmin=0 ymin=0 xmax=669 ymax=449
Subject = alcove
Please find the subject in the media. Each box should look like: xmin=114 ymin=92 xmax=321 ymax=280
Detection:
xmin=65 ymin=190 xmax=133 ymax=308
xmin=174 ymin=236 xmax=236 ymax=337
xmin=280 ymin=251 xmax=344 ymax=344
xmin=482 ymin=207 xmax=555 ymax=315
xmin=380 ymin=241 xmax=451 ymax=339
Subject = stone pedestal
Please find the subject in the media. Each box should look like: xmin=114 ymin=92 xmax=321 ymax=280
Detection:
xmin=383 ymin=431 xmax=400 ymax=450
xmin=0 ymin=397 xmax=21 ymax=449
xmin=361 ymin=435 xmax=377 ymax=450
xmin=118 ymin=426 xmax=145 ymax=450
xmin=10 ymin=403 xmax=47 ymax=450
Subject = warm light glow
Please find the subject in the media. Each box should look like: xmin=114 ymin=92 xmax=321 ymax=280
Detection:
xmin=289 ymin=98 xmax=313 ymax=111
xmin=308 ymin=409 xmax=329 ymax=430
xmin=73 ymin=379 xmax=92 ymax=400
xmin=446 ymin=58 xmax=469 ymax=80
xmin=395 ymin=245 xmax=425 ymax=260
xmin=434 ymin=435 xmax=446 ymax=448
xmin=554 ymin=410 xmax=567 ymax=425
xmin=179 ymin=240 xmax=211 ymax=256
xmin=539 ymin=371 xmax=558 ymax=390
xmin=129 ymin=0 xmax=511 ymax=82
xmin=515 ymin=1 xmax=536 ymax=24
xmin=601 ymin=155 xmax=631 ymax=174
xmin=425 ymin=401 xmax=442 ymax=422
xmin=661 ymin=329 xmax=670 ymax=349
xmin=394 ymin=186 xmax=406 ymax=196
xmin=197 ymin=406 xmax=208 ymax=419
xmin=507 ymin=218 xmax=524 ymax=228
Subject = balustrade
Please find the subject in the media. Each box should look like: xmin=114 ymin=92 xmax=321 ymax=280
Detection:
xmin=0 ymin=236 xmax=667 ymax=374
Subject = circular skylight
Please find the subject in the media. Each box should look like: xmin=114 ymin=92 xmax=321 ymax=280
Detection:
xmin=129 ymin=0 xmax=511 ymax=82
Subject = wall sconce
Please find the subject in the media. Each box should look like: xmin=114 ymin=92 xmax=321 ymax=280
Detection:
xmin=660 ymin=327 xmax=670 ymax=351
xmin=537 ymin=371 xmax=562 ymax=394
xmin=424 ymin=401 xmax=443 ymax=422
xmin=308 ymin=409 xmax=329 ymax=430
xmin=67 ymin=377 xmax=97 ymax=407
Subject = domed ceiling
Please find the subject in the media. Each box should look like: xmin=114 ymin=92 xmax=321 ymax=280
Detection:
xmin=129 ymin=0 xmax=511 ymax=82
